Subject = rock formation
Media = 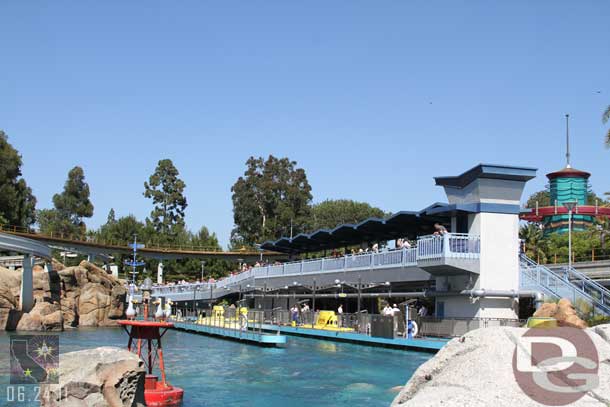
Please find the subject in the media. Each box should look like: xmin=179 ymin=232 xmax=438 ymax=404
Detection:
xmin=40 ymin=346 xmax=146 ymax=407
xmin=533 ymin=298 xmax=588 ymax=328
xmin=0 ymin=260 xmax=127 ymax=331
xmin=392 ymin=325 xmax=610 ymax=406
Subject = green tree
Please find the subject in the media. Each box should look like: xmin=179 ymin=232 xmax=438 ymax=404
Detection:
xmin=96 ymin=214 xmax=147 ymax=245
xmin=38 ymin=166 xmax=94 ymax=236
xmin=592 ymin=216 xmax=610 ymax=256
xmin=143 ymin=159 xmax=187 ymax=238
xmin=106 ymin=208 xmax=116 ymax=225
xmin=525 ymin=190 xmax=551 ymax=208
xmin=519 ymin=223 xmax=548 ymax=263
xmin=231 ymin=155 xmax=312 ymax=246
xmin=0 ymin=131 xmax=37 ymax=227
xmin=310 ymin=199 xmax=387 ymax=230
xmin=602 ymin=105 xmax=610 ymax=148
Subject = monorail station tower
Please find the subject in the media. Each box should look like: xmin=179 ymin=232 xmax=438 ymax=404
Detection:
xmin=432 ymin=165 xmax=537 ymax=319
xmin=520 ymin=115 xmax=610 ymax=231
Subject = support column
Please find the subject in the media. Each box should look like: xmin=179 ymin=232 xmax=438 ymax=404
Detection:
xmin=20 ymin=254 xmax=34 ymax=312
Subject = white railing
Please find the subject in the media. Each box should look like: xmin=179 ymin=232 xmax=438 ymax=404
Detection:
xmin=151 ymin=233 xmax=481 ymax=295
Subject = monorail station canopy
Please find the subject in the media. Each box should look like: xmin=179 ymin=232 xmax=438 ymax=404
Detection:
xmin=261 ymin=163 xmax=537 ymax=255
xmin=260 ymin=206 xmax=447 ymax=254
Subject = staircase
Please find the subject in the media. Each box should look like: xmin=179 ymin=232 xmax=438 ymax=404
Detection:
xmin=520 ymin=254 xmax=610 ymax=317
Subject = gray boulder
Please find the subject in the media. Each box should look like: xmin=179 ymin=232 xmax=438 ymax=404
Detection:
xmin=392 ymin=326 xmax=610 ymax=407
xmin=41 ymin=346 xmax=146 ymax=407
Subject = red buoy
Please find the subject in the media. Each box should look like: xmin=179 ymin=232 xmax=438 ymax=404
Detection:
xmin=118 ymin=320 xmax=184 ymax=406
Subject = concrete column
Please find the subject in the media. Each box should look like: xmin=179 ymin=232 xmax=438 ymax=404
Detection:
xmin=20 ymin=254 xmax=34 ymax=312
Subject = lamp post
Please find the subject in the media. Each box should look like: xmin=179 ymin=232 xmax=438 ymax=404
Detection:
xmin=200 ymin=261 xmax=205 ymax=282
xmin=564 ymin=201 xmax=578 ymax=271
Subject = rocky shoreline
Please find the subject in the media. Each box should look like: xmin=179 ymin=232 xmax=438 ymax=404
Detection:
xmin=0 ymin=260 xmax=127 ymax=331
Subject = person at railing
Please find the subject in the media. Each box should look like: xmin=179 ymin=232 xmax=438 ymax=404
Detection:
xmin=372 ymin=243 xmax=379 ymax=253
xmin=434 ymin=223 xmax=448 ymax=236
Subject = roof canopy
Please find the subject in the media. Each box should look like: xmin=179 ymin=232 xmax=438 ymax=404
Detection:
xmin=434 ymin=163 xmax=537 ymax=189
xmin=260 ymin=203 xmax=452 ymax=254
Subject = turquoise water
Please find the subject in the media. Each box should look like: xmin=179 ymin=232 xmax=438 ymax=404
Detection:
xmin=0 ymin=328 xmax=431 ymax=406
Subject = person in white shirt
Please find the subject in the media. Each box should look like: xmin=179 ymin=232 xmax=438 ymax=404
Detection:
xmin=391 ymin=304 xmax=400 ymax=316
xmin=337 ymin=304 xmax=343 ymax=314
xmin=383 ymin=304 xmax=393 ymax=316
xmin=418 ymin=305 xmax=428 ymax=317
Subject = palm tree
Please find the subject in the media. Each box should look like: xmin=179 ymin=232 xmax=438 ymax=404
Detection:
xmin=603 ymin=105 xmax=610 ymax=148
xmin=519 ymin=223 xmax=548 ymax=263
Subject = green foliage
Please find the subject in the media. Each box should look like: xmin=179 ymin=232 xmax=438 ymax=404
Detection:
xmin=231 ymin=155 xmax=312 ymax=246
xmin=519 ymin=223 xmax=548 ymax=263
xmin=143 ymin=159 xmax=187 ymax=239
xmin=310 ymin=199 xmax=387 ymax=231
xmin=587 ymin=314 xmax=610 ymax=327
xmin=38 ymin=166 xmax=94 ymax=237
xmin=525 ymin=190 xmax=551 ymax=208
xmin=544 ymin=229 xmax=603 ymax=263
xmin=0 ymin=130 xmax=37 ymax=227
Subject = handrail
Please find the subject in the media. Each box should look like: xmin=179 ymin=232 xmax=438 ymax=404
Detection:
xmin=520 ymin=254 xmax=610 ymax=316
xmin=154 ymin=234 xmax=481 ymax=295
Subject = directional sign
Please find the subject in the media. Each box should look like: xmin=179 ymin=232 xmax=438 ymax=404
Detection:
xmin=124 ymin=260 xmax=146 ymax=267
xmin=129 ymin=243 xmax=145 ymax=249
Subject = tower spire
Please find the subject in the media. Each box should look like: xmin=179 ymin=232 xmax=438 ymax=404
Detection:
xmin=565 ymin=113 xmax=571 ymax=168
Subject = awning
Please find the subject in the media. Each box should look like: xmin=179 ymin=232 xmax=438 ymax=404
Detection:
xmin=259 ymin=203 xmax=450 ymax=254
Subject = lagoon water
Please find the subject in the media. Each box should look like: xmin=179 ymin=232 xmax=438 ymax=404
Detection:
xmin=0 ymin=328 xmax=431 ymax=406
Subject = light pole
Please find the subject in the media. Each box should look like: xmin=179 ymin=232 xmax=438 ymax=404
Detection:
xmin=200 ymin=260 xmax=205 ymax=282
xmin=564 ymin=201 xmax=578 ymax=270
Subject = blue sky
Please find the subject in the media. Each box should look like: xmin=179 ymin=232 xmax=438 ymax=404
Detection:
xmin=1 ymin=1 xmax=609 ymax=248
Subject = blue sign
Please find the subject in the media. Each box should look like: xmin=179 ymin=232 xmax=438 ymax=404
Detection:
xmin=129 ymin=243 xmax=145 ymax=249
xmin=124 ymin=260 xmax=146 ymax=267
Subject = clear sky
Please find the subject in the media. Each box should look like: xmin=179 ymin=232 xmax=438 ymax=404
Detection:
xmin=1 ymin=1 xmax=609 ymax=248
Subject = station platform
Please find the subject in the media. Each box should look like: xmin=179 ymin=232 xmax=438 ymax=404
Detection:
xmin=170 ymin=320 xmax=287 ymax=347
xmin=259 ymin=324 xmax=448 ymax=352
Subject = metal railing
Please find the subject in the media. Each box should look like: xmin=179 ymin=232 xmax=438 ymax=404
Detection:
xmin=150 ymin=233 xmax=481 ymax=296
xmin=169 ymin=309 xmax=268 ymax=335
xmin=519 ymin=254 xmax=610 ymax=316
xmin=239 ymin=233 xmax=480 ymax=280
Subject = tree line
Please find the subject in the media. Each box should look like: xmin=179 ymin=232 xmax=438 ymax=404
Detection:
xmin=0 ymin=131 xmax=386 ymax=281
